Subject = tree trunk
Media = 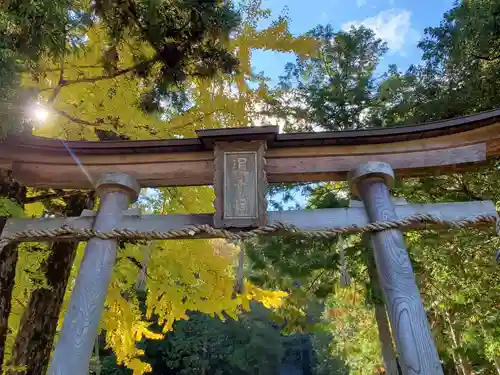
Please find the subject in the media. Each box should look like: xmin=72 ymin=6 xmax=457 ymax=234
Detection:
xmin=0 ymin=174 xmax=26 ymax=373
xmin=0 ymin=240 xmax=19 ymax=372
xmin=374 ymin=304 xmax=400 ymax=375
xmin=366 ymin=251 xmax=400 ymax=375
xmin=445 ymin=311 xmax=473 ymax=375
xmin=93 ymin=335 xmax=101 ymax=375
xmin=451 ymin=351 xmax=463 ymax=375
xmin=493 ymin=356 xmax=500 ymax=375
xmin=7 ymin=193 xmax=93 ymax=375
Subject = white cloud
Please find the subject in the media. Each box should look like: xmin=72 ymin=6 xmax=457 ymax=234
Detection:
xmin=356 ymin=0 xmax=367 ymax=7
xmin=341 ymin=8 xmax=419 ymax=54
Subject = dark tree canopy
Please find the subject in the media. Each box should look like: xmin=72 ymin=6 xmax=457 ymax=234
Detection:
xmin=93 ymin=0 xmax=240 ymax=112
xmin=0 ymin=0 xmax=242 ymax=134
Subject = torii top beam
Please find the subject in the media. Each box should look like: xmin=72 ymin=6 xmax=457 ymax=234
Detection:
xmin=1 ymin=108 xmax=500 ymax=189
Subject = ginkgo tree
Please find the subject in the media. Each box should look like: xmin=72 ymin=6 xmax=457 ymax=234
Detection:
xmin=2 ymin=1 xmax=243 ymax=372
xmin=2 ymin=1 xmax=318 ymax=374
xmin=89 ymin=186 xmax=288 ymax=374
xmin=24 ymin=3 xmax=316 ymax=139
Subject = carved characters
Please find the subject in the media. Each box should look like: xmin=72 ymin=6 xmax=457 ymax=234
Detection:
xmin=232 ymin=156 xmax=251 ymax=217
xmin=224 ymin=153 xmax=256 ymax=219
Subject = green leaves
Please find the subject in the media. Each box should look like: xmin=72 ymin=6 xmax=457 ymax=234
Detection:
xmin=0 ymin=198 xmax=24 ymax=218
xmin=273 ymin=24 xmax=387 ymax=131
xmin=128 ymin=307 xmax=284 ymax=375
xmin=92 ymin=0 xmax=240 ymax=101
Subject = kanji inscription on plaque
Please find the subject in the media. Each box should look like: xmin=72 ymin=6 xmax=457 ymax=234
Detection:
xmin=213 ymin=141 xmax=268 ymax=228
xmin=224 ymin=152 xmax=258 ymax=219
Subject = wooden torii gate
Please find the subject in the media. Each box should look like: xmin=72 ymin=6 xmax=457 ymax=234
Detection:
xmin=1 ymin=109 xmax=500 ymax=375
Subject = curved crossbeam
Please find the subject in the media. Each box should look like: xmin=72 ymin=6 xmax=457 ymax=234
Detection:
xmin=1 ymin=108 xmax=500 ymax=189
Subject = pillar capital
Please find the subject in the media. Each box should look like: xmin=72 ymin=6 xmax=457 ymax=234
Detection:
xmin=348 ymin=162 xmax=394 ymax=197
xmin=95 ymin=173 xmax=140 ymax=202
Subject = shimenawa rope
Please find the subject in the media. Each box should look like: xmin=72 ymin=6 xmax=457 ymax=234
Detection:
xmin=0 ymin=213 xmax=498 ymax=252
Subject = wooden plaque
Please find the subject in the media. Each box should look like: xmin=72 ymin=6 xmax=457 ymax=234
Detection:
xmin=214 ymin=141 xmax=267 ymax=228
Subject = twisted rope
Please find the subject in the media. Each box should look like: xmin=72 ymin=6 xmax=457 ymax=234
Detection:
xmin=0 ymin=214 xmax=498 ymax=252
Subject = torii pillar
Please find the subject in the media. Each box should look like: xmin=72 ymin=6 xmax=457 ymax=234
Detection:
xmin=48 ymin=173 xmax=140 ymax=375
xmin=348 ymin=162 xmax=443 ymax=375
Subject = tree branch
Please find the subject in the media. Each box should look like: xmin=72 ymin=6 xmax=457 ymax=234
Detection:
xmin=124 ymin=0 xmax=158 ymax=50
xmin=125 ymin=1 xmax=147 ymax=34
xmin=426 ymin=279 xmax=455 ymax=303
xmin=38 ymin=60 xmax=156 ymax=94
xmin=123 ymin=256 xmax=159 ymax=282
xmin=35 ymin=65 xmax=104 ymax=73
xmin=47 ymin=58 xmax=65 ymax=104
xmin=472 ymin=53 xmax=500 ymax=62
xmin=305 ymin=268 xmax=331 ymax=292
xmin=167 ymin=110 xmax=218 ymax=133
xmin=52 ymin=108 xmax=108 ymax=127
xmin=61 ymin=60 xmax=156 ymax=86
xmin=52 ymin=105 xmax=215 ymax=133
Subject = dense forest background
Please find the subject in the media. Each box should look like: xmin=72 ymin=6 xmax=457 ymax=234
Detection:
xmin=1 ymin=0 xmax=500 ymax=374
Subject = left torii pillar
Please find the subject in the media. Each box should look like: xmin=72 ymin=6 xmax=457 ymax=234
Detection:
xmin=48 ymin=173 xmax=140 ymax=375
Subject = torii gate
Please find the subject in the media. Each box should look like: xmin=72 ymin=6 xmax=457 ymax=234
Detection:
xmin=1 ymin=108 xmax=500 ymax=375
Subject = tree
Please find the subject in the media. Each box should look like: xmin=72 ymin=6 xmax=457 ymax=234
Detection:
xmin=0 ymin=0 xmax=83 ymax=137
xmin=95 ymin=304 xmax=285 ymax=375
xmin=0 ymin=1 xmax=79 ymax=367
xmin=248 ymin=8 xmax=500 ymax=372
xmin=378 ymin=1 xmax=500 ymax=370
xmin=1 ymin=1 xmax=242 ymax=371
xmin=323 ymin=284 xmax=383 ymax=375
xmin=1 ymin=1 xmax=316 ymax=374
xmin=5 ymin=193 xmax=94 ymax=375
xmin=0 ymin=176 xmax=26 ymax=372
xmin=263 ymin=25 xmax=387 ymax=132
xmin=92 ymin=0 xmax=240 ymax=108
xmin=5 ymin=0 xmax=500 ymax=373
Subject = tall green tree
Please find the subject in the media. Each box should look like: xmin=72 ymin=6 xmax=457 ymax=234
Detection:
xmin=252 ymin=4 xmax=500 ymax=371
xmin=95 ymin=305 xmax=285 ymax=375
xmin=264 ymin=25 xmax=387 ymax=132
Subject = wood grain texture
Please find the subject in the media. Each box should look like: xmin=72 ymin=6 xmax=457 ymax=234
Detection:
xmin=47 ymin=190 xmax=132 ymax=375
xmin=6 ymin=143 xmax=487 ymax=188
xmin=358 ymin=178 xmax=444 ymax=375
xmin=3 ymin=109 xmax=500 ymax=189
xmin=3 ymin=200 xmax=496 ymax=240
xmin=268 ymin=143 xmax=486 ymax=183
xmin=213 ymin=141 xmax=267 ymax=228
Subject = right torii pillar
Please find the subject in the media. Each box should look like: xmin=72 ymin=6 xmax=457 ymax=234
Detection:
xmin=349 ymin=162 xmax=444 ymax=375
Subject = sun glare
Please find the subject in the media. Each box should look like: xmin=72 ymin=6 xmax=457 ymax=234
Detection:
xmin=30 ymin=102 xmax=50 ymax=124
xmin=34 ymin=107 xmax=49 ymax=122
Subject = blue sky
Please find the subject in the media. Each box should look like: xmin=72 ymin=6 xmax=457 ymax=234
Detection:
xmin=252 ymin=0 xmax=455 ymax=83
xmin=250 ymin=0 xmax=456 ymax=208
